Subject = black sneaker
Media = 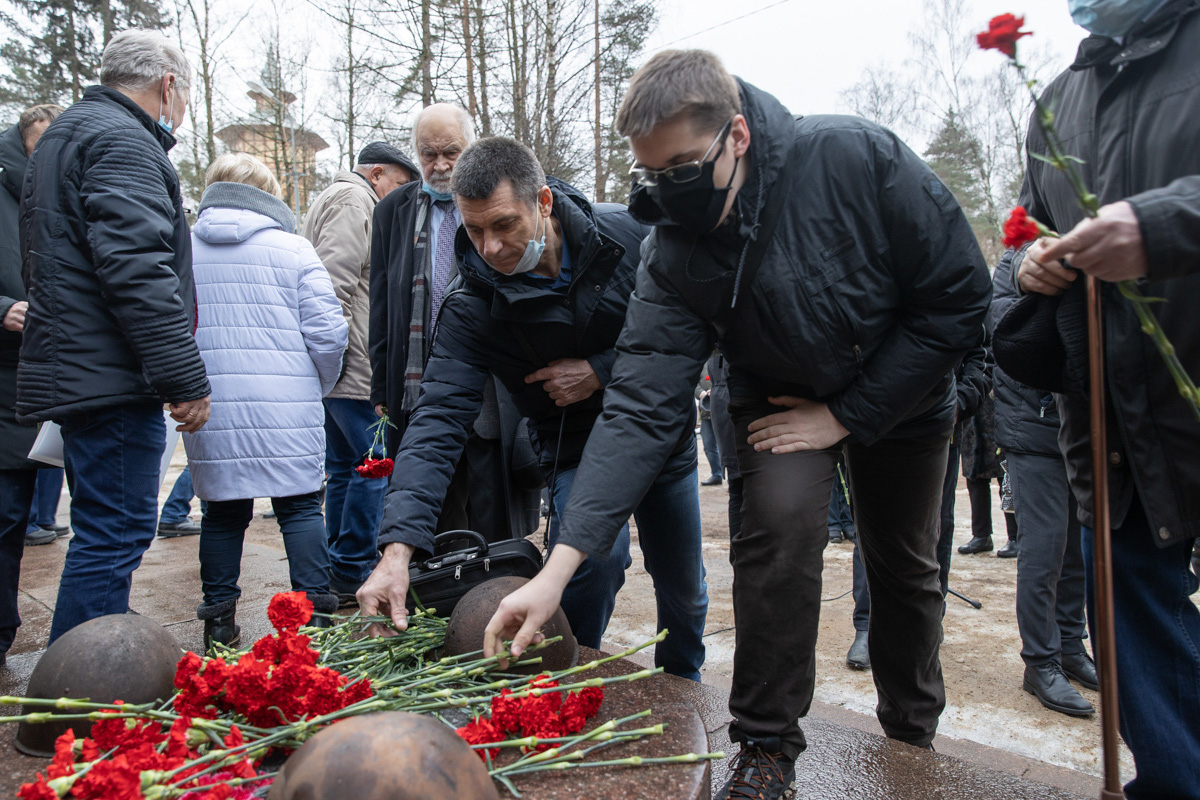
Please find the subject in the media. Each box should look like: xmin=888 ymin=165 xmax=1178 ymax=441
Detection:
xmin=24 ymin=528 xmax=56 ymax=546
xmin=716 ymin=745 xmax=795 ymax=800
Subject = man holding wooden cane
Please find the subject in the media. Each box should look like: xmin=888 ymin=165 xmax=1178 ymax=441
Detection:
xmin=1010 ymin=1 xmax=1200 ymax=796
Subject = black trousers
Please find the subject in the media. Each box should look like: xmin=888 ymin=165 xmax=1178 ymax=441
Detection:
xmin=0 ymin=468 xmax=37 ymax=654
xmin=728 ymin=399 xmax=948 ymax=757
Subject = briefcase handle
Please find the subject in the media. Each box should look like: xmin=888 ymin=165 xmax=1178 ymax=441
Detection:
xmin=416 ymin=530 xmax=489 ymax=571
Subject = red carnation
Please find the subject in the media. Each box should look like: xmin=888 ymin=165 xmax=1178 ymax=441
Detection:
xmin=16 ymin=776 xmax=57 ymax=800
xmin=267 ymin=591 xmax=314 ymax=631
xmin=1002 ymin=206 xmax=1042 ymax=249
xmin=457 ymin=716 xmax=504 ymax=761
xmin=976 ymin=13 xmax=1031 ymax=57
xmin=354 ymin=457 xmax=394 ymax=479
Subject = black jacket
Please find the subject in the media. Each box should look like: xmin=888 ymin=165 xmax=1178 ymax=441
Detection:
xmin=17 ymin=86 xmax=208 ymax=423
xmin=991 ymin=247 xmax=1062 ymax=457
xmin=556 ymin=79 xmax=992 ymax=560
xmin=375 ymin=181 xmax=692 ymax=557
xmin=0 ymin=123 xmax=41 ymax=470
xmin=1021 ymin=0 xmax=1200 ymax=544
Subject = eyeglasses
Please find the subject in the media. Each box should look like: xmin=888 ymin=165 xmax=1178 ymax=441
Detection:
xmin=629 ymin=120 xmax=731 ymax=187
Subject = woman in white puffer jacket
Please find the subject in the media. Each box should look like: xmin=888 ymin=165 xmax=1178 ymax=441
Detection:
xmin=184 ymin=153 xmax=348 ymax=650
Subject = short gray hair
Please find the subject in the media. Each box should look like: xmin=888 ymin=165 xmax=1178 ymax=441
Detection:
xmin=410 ymin=104 xmax=475 ymax=155
xmin=616 ymin=49 xmax=740 ymax=140
xmin=451 ymin=137 xmax=545 ymax=207
xmin=100 ymin=29 xmax=192 ymax=93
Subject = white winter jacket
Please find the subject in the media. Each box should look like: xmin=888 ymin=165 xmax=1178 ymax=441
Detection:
xmin=184 ymin=185 xmax=348 ymax=502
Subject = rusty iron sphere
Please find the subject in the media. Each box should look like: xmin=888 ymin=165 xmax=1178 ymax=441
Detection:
xmin=266 ymin=711 xmax=500 ymax=800
xmin=15 ymin=613 xmax=181 ymax=758
xmin=443 ymin=576 xmax=578 ymax=673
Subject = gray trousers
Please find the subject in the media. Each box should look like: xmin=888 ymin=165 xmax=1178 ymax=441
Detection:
xmin=1008 ymin=450 xmax=1087 ymax=665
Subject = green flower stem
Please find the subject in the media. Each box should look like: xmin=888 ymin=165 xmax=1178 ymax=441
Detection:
xmin=501 ymin=752 xmax=725 ymax=776
xmin=490 ymin=712 xmax=655 ymax=777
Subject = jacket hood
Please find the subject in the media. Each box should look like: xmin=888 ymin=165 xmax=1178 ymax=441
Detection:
xmin=196 ymin=181 xmax=297 ymax=242
xmin=0 ymin=125 xmax=26 ymax=202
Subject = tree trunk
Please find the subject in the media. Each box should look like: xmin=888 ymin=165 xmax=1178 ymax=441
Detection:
xmin=346 ymin=0 xmax=356 ymax=163
xmin=421 ymin=0 xmax=432 ymax=105
xmin=475 ymin=0 xmax=491 ymax=134
xmin=462 ymin=0 xmax=476 ymax=119
xmin=593 ymin=0 xmax=602 ymax=201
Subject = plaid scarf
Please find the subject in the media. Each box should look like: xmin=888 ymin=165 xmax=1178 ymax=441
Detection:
xmin=401 ymin=197 xmax=459 ymax=414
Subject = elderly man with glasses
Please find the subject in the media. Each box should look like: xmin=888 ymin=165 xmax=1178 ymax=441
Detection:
xmin=485 ymin=49 xmax=992 ymax=799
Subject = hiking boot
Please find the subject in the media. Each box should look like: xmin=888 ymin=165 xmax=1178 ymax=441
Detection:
xmin=715 ymin=745 xmax=795 ymax=800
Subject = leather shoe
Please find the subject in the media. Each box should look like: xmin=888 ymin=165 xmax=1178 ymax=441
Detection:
xmin=828 ymin=528 xmax=844 ymax=543
xmin=1061 ymin=651 xmax=1099 ymax=691
xmin=997 ymin=539 xmax=1019 ymax=558
xmin=701 ymin=474 xmax=723 ymax=486
xmin=1023 ymin=662 xmax=1094 ymax=717
xmin=158 ymin=519 xmax=202 ymax=538
xmin=846 ymin=630 xmax=870 ymax=669
xmin=958 ymin=536 xmax=993 ymax=555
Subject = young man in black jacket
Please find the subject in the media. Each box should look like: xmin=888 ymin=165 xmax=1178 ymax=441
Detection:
xmin=1007 ymin=1 xmax=1200 ymax=794
xmin=484 ymin=50 xmax=991 ymax=799
xmin=357 ymin=137 xmax=708 ymax=680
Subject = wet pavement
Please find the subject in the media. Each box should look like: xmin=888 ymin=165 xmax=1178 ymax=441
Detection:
xmin=0 ymin=462 xmax=1101 ymax=799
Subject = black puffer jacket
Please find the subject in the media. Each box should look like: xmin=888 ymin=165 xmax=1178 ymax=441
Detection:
xmin=17 ymin=86 xmax=209 ymax=423
xmin=376 ymin=180 xmax=694 ymax=558
xmin=1021 ymin=0 xmax=1200 ymax=545
xmin=991 ymin=246 xmax=1062 ymax=457
xmin=556 ymin=79 xmax=992 ymax=560
xmin=0 ymin=123 xmax=42 ymax=470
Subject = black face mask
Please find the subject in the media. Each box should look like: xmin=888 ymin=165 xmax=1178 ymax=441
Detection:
xmin=648 ymin=154 xmax=739 ymax=234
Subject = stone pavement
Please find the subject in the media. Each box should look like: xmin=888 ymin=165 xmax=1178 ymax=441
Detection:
xmin=0 ymin=503 xmax=1103 ymax=799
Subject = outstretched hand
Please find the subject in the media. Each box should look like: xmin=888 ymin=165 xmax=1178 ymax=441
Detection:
xmin=483 ymin=545 xmax=584 ymax=667
xmin=746 ymin=396 xmax=849 ymax=453
xmin=357 ymin=543 xmax=415 ymax=637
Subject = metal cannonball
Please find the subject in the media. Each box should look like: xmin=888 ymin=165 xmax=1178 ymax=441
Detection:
xmin=266 ymin=712 xmax=500 ymax=800
xmin=443 ymin=576 xmax=578 ymax=673
xmin=15 ymin=613 xmax=181 ymax=757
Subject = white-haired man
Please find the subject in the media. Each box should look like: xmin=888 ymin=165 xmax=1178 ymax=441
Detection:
xmin=368 ymin=105 xmax=539 ymax=545
xmin=19 ymin=29 xmax=212 ymax=643
xmin=302 ymin=140 xmax=417 ymax=604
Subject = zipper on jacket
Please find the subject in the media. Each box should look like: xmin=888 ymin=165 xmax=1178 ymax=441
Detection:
xmin=853 ymin=344 xmax=863 ymax=369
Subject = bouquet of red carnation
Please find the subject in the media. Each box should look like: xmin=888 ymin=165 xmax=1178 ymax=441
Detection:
xmin=456 ymin=674 xmax=605 ymax=759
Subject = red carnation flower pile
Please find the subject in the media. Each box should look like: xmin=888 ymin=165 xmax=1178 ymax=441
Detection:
xmin=17 ymin=719 xmax=256 ymax=800
xmin=976 ymin=13 xmax=1031 ymax=57
xmin=174 ymin=592 xmax=373 ymax=728
xmin=353 ymin=457 xmax=394 ymax=478
xmin=1002 ymin=206 xmax=1042 ymax=249
xmin=456 ymin=674 xmax=605 ymax=760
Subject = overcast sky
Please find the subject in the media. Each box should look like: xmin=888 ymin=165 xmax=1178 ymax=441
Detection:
xmin=643 ymin=0 xmax=1085 ymax=119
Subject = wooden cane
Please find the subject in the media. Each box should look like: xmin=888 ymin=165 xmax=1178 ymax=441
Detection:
xmin=1086 ymin=274 xmax=1125 ymax=800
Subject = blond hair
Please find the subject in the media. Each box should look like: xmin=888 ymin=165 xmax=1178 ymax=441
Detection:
xmin=204 ymin=153 xmax=282 ymax=198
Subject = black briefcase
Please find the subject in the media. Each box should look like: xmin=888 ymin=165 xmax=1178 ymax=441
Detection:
xmin=406 ymin=530 xmax=543 ymax=616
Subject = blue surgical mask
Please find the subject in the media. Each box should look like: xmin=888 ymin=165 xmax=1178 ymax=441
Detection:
xmin=507 ymin=209 xmax=546 ymax=275
xmin=1068 ymin=0 xmax=1164 ymax=38
xmin=157 ymin=90 xmax=175 ymax=133
xmin=422 ymin=183 xmax=453 ymax=202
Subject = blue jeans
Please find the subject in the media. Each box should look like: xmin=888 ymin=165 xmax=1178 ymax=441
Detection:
xmin=1082 ymin=498 xmax=1200 ymax=800
xmin=200 ymin=492 xmax=331 ymax=605
xmin=551 ymin=467 xmax=708 ymax=681
xmin=160 ymin=465 xmax=207 ymax=524
xmin=26 ymin=468 xmax=64 ymax=531
xmin=0 ymin=469 xmax=37 ymax=653
xmin=323 ymin=398 xmax=388 ymax=587
xmin=51 ymin=402 xmax=164 ymax=643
